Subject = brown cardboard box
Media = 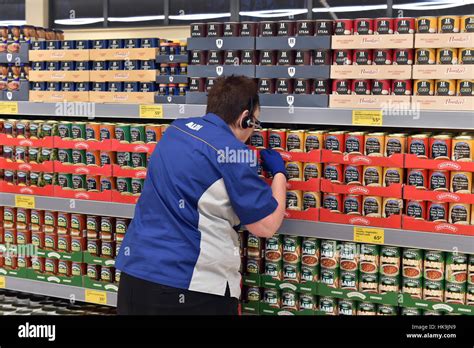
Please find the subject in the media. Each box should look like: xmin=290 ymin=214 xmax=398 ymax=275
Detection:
xmin=332 ymin=34 xmax=414 ymax=49
xmin=412 ymin=96 xmax=473 ymax=111
xmin=329 ymin=95 xmax=412 ymax=109
xmin=412 ymin=65 xmax=474 ymax=79
xmin=415 ymin=33 xmax=474 ymax=48
xmin=89 ymin=70 xmax=157 ymax=82
xmin=89 ymin=91 xmax=155 ymax=104
xmin=89 ymin=48 xmax=158 ymax=61
xmin=29 ymin=70 xmax=90 ymax=82
xmin=331 ymin=65 xmax=412 ymax=79
xmin=29 ymin=49 xmax=90 ymax=61
xmin=29 ymin=91 xmax=90 ymax=102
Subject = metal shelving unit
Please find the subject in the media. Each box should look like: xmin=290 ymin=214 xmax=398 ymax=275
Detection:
xmin=1 ymin=101 xmax=471 ymax=129
xmin=3 ymin=276 xmax=117 ymax=307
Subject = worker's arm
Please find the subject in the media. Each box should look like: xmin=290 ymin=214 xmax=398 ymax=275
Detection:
xmin=246 ymin=149 xmax=287 ymax=238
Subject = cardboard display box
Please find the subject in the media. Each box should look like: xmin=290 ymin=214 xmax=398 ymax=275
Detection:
xmin=415 ymin=33 xmax=474 ymax=48
xmin=331 ymin=65 xmax=412 ymax=79
xmin=29 ymin=91 xmax=90 ymax=102
xmin=332 ymin=34 xmax=414 ymax=49
xmin=89 ymin=91 xmax=154 ymax=104
xmin=89 ymin=70 xmax=157 ymax=82
xmin=329 ymin=95 xmax=412 ymax=109
xmin=29 ymin=70 xmax=90 ymax=82
xmin=89 ymin=48 xmax=158 ymax=61
xmin=412 ymin=65 xmax=474 ymax=79
xmin=412 ymin=96 xmax=473 ymax=111
xmin=29 ymin=49 xmax=90 ymax=62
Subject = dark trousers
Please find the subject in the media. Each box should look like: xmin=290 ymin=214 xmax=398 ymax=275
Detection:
xmin=117 ymin=272 xmax=239 ymax=315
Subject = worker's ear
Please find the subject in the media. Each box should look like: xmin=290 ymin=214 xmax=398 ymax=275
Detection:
xmin=237 ymin=110 xmax=250 ymax=129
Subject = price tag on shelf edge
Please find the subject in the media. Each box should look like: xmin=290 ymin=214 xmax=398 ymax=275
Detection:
xmin=0 ymin=276 xmax=5 ymax=289
xmin=0 ymin=102 xmax=18 ymax=115
xmin=139 ymin=104 xmax=163 ymax=119
xmin=353 ymin=227 xmax=385 ymax=244
xmin=15 ymin=195 xmax=35 ymax=209
xmin=85 ymin=289 xmax=107 ymax=305
xmin=352 ymin=110 xmax=383 ymax=126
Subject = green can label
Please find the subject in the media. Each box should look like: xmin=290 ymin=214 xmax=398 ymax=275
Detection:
xmin=402 ymin=277 xmax=423 ymax=298
xmin=403 ymin=249 xmax=423 ymax=279
xmin=41 ymin=122 xmax=58 ymax=137
xmin=246 ymin=258 xmax=261 ymax=274
xmin=117 ymin=152 xmax=131 ymax=167
xmin=28 ymin=147 xmax=40 ymax=163
xmin=299 ymin=294 xmax=316 ymax=311
xmin=283 ymin=235 xmax=301 ymax=264
xmin=283 ymin=262 xmax=301 ymax=283
xmin=71 ymin=123 xmax=86 ymax=140
xmin=379 ymin=275 xmax=400 ymax=294
xmin=130 ymin=125 xmax=146 ymax=143
xmin=87 ymin=265 xmax=98 ymax=279
xmin=263 ymin=288 xmax=281 ymax=308
xmin=380 ymin=246 xmax=401 ymax=277
xmin=71 ymin=174 xmax=86 ymax=190
xmin=360 ymin=244 xmax=379 ymax=274
xmin=378 ymin=305 xmax=397 ymax=316
xmin=319 ymin=296 xmax=336 ymax=315
xmin=402 ymin=307 xmax=422 ymax=316
xmin=72 ymin=263 xmax=82 ymax=276
xmin=445 ymin=281 xmax=466 ymax=304
xmin=358 ymin=301 xmax=376 ymax=315
xmin=423 ymin=279 xmax=444 ymax=302
xmin=281 ymin=289 xmax=298 ymax=311
xmin=29 ymin=122 xmax=41 ymax=138
xmin=32 ymin=258 xmax=42 ymax=271
xmin=265 ymin=235 xmax=282 ymax=262
xmin=301 ymin=264 xmax=319 ymax=283
xmin=302 ymin=237 xmax=319 ymax=266
xmin=320 ymin=268 xmax=339 ymax=288
xmin=338 ymin=299 xmax=356 ymax=316
xmin=360 ymin=273 xmax=379 ymax=293
xmin=117 ymin=177 xmax=132 ymax=194
xmin=321 ymin=240 xmax=338 ymax=269
xmin=43 ymin=173 xmax=56 ymax=186
xmin=340 ymin=270 xmax=358 ymax=290
xmin=58 ymin=123 xmax=72 ymax=139
xmin=58 ymin=149 xmax=72 ymax=164
xmin=72 ymin=149 xmax=86 ymax=165
xmin=340 ymin=242 xmax=358 ymax=271
xmin=115 ymin=124 xmax=131 ymax=143
xmin=265 ymin=261 xmax=283 ymax=280
xmin=131 ymin=178 xmax=144 ymax=195
xmin=446 ymin=252 xmax=468 ymax=283
xmin=246 ymin=287 xmax=260 ymax=302
xmin=131 ymin=152 xmax=147 ymax=169
xmin=57 ymin=173 xmax=72 ymax=188
xmin=424 ymin=250 xmax=445 ymax=281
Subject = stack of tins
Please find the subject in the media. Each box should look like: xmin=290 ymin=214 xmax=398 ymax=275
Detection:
xmin=406 ymin=132 xmax=474 ymax=226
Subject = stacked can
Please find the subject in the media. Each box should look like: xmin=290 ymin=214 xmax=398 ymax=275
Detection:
xmin=402 ymin=249 xmax=424 ymax=300
xmin=379 ymin=246 xmax=401 ymax=294
xmin=359 ymin=244 xmax=379 ymax=294
xmin=320 ymin=240 xmax=340 ymax=289
xmin=445 ymin=252 xmax=468 ymax=305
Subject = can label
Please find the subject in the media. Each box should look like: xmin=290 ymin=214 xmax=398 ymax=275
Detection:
xmin=403 ymin=249 xmax=423 ymax=279
xmin=323 ymin=193 xmax=341 ymax=212
xmin=283 ymin=262 xmax=301 ymax=283
xmin=344 ymin=166 xmax=361 ymax=185
xmin=453 ymin=141 xmax=471 ymax=161
xmin=409 ymin=138 xmax=427 ymax=157
xmin=265 ymin=261 xmax=283 ymax=280
xmin=384 ymin=168 xmax=402 ymax=186
xmin=265 ymin=235 xmax=282 ymax=262
xmin=451 ymin=172 xmax=470 ymax=193
xmin=324 ymin=164 xmax=342 ymax=182
xmin=325 ymin=135 xmax=342 ymax=152
xmin=340 ymin=270 xmax=358 ymax=291
xmin=460 ymin=49 xmax=474 ymax=64
xmin=430 ymin=171 xmax=448 ymax=191
xmin=305 ymin=134 xmax=322 ymax=151
xmin=408 ymin=169 xmax=426 ymax=188
xmin=428 ymin=203 xmax=447 ymax=222
xmin=363 ymin=196 xmax=381 ymax=217
xmin=417 ymin=17 xmax=436 ymax=33
xmin=363 ymin=167 xmax=381 ymax=186
xmin=319 ymin=297 xmax=337 ymax=315
xmin=440 ymin=17 xmax=458 ymax=33
xmin=376 ymin=18 xmax=393 ymax=34
xmin=359 ymin=273 xmax=379 ymax=293
xmin=343 ymin=195 xmax=361 ymax=215
xmin=320 ymin=268 xmax=339 ymax=288
xmin=313 ymin=49 xmax=330 ymax=65
xmin=358 ymin=302 xmax=376 ymax=315
xmin=259 ymin=50 xmax=274 ymax=65
xmin=320 ymin=240 xmax=338 ymax=269
xmin=283 ymin=236 xmax=301 ymax=264
xmin=345 ymin=135 xmax=362 ymax=154
xmin=301 ymin=237 xmax=320 ymax=267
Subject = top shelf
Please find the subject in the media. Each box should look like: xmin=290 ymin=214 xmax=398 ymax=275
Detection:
xmin=1 ymin=101 xmax=472 ymax=130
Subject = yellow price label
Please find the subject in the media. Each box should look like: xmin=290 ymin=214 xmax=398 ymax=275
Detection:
xmin=352 ymin=110 xmax=383 ymax=126
xmin=0 ymin=276 xmax=5 ymax=289
xmin=354 ymin=227 xmax=384 ymax=244
xmin=85 ymin=289 xmax=107 ymax=305
xmin=15 ymin=195 xmax=36 ymax=209
xmin=0 ymin=102 xmax=18 ymax=115
xmin=140 ymin=104 xmax=163 ymax=119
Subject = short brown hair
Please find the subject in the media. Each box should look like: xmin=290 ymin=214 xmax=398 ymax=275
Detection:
xmin=206 ymin=76 xmax=259 ymax=125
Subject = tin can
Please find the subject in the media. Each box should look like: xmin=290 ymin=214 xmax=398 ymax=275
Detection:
xmin=357 ymin=302 xmax=376 ymax=315
xmin=335 ymin=19 xmax=353 ymax=35
xmin=332 ymin=79 xmax=351 ymax=95
xmin=408 ymin=134 xmax=430 ymax=158
xmin=130 ymin=152 xmax=146 ymax=169
xmin=16 ymin=171 xmax=29 ymax=186
xmin=190 ymin=50 xmax=207 ymax=65
xmin=131 ymin=178 xmax=144 ymax=195
xmin=383 ymin=167 xmax=404 ymax=187
xmin=340 ymin=270 xmax=359 ymax=291
xmin=129 ymin=124 xmax=145 ymax=144
xmin=15 ymin=146 xmax=27 ymax=162
xmin=360 ymin=243 xmax=379 ymax=274
xmin=322 ymin=193 xmax=342 ymax=213
xmin=29 ymin=121 xmax=42 ymax=139
xmin=45 ymin=258 xmax=59 ymax=275
xmin=407 ymin=168 xmax=428 ymax=189
xmin=286 ymin=190 xmax=302 ymax=210
xmin=339 ymin=242 xmax=358 ymax=271
xmin=57 ymin=173 xmax=72 ymax=189
xmin=417 ymin=16 xmax=438 ymax=33
xmin=414 ymin=79 xmax=435 ymax=96
xmin=72 ymin=174 xmax=86 ymax=190
xmin=430 ymin=134 xmax=452 ymax=159
xmin=373 ymin=49 xmax=393 ymax=65
xmin=15 ymin=120 xmax=29 ymax=138
xmin=319 ymin=296 xmax=337 ymax=315
xmin=344 ymin=165 xmax=363 ymax=185
xmin=116 ymin=152 xmax=131 ymax=168
xmin=437 ymin=48 xmax=458 ymax=64
xmin=364 ymin=132 xmax=385 ymax=157
xmin=380 ymin=246 xmax=401 ymax=278
xmin=268 ymin=129 xmax=287 ymax=150
xmin=3 ymin=145 xmax=13 ymax=161
xmin=41 ymin=121 xmax=58 ymax=137
xmin=296 ymin=20 xmax=314 ymax=36
xmin=99 ymin=176 xmax=114 ymax=192
xmin=343 ymin=194 xmax=362 ymax=215
xmin=282 ymin=235 xmax=301 ymax=264
xmin=240 ymin=22 xmax=257 ymax=37
xmin=305 ymin=131 xmax=325 ymax=152
xmin=258 ymin=50 xmax=275 ymax=66
xmin=99 ymin=151 xmax=113 ymax=166
xmin=116 ymin=177 xmax=132 ymax=195
xmin=250 ymin=128 xmax=268 ymax=149
xmin=286 ymin=161 xmax=302 ymax=181
xmin=245 ymin=287 xmax=260 ymax=303
xmin=363 ymin=196 xmax=382 ymax=217
xmin=275 ymin=78 xmax=293 ymax=94
xmin=378 ymin=305 xmax=397 ymax=316
xmin=85 ymin=150 xmax=100 ymax=167
xmin=395 ymin=17 xmax=415 ymax=34
xmin=283 ymin=262 xmax=301 ymax=283
xmin=207 ymin=50 xmax=223 ymax=65
xmin=277 ymin=20 xmax=295 ymax=36
xmin=392 ymin=79 xmax=412 ymax=95
xmin=429 ymin=170 xmax=449 ymax=191
xmin=338 ymin=299 xmax=357 ymax=316
xmin=363 ymin=166 xmax=383 ymax=187
xmin=461 ymin=15 xmax=474 ymax=32
xmin=224 ymin=50 xmax=240 ymax=65
xmin=353 ymin=49 xmax=372 ymax=65
xmin=439 ymin=15 xmax=460 ymax=33
xmin=315 ymin=20 xmax=334 ymax=35
xmin=352 ymin=79 xmax=371 ymax=95
xmin=294 ymin=78 xmax=312 ymax=94
xmin=301 ymin=237 xmax=320 ymax=268
xmin=71 ymin=149 xmax=86 ymax=165
xmin=459 ymin=48 xmax=474 ymax=64
xmin=4 ymin=170 xmax=16 ymax=184
xmin=115 ymin=124 xmax=131 ymax=143
xmin=257 ymin=78 xmax=274 ymax=94
xmin=190 ymin=23 xmax=206 ymax=37
xmin=259 ymin=21 xmax=276 ymax=37
xmin=325 ymin=131 xmax=345 ymax=153
xmin=263 ymin=288 xmax=281 ymax=308
xmin=385 ymin=133 xmax=407 ymax=156
xmin=449 ymin=202 xmax=471 ymax=224
xmin=85 ymin=175 xmax=100 ymax=192
xmin=452 ymin=135 xmax=473 ymax=162
xmin=320 ymin=268 xmax=339 ymax=288
xmin=428 ymin=201 xmax=448 ymax=222
xmin=406 ymin=200 xmax=426 ymax=220
xmin=57 ymin=149 xmax=72 ymax=164
xmin=286 ymin=130 xmax=304 ymax=152
xmin=359 ymin=272 xmax=379 ymax=294
xmin=42 ymin=172 xmax=56 ymax=186
xmin=313 ymin=49 xmax=331 ymax=65
xmin=450 ymin=171 xmax=472 ymax=193
xmin=416 ymin=48 xmax=436 ymax=65
xmin=324 ymin=163 xmax=343 ymax=183
xmin=394 ymin=48 xmax=414 ymax=65
xmin=333 ymin=49 xmax=352 ymax=65
xmin=70 ymin=122 xmax=86 ymax=141
xmin=375 ymin=18 xmax=394 ymax=34
xmin=354 ymin=18 xmax=373 ymax=35
xmin=57 ymin=122 xmax=72 ymax=139
xmin=303 ymin=191 xmax=320 ymax=211
xmin=383 ymin=198 xmax=403 ymax=218
xmin=265 ymin=260 xmax=283 ymax=280
xmin=298 ymin=293 xmax=317 ymax=311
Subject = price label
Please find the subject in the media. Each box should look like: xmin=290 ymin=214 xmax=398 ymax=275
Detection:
xmin=352 ymin=110 xmax=383 ymax=126
xmin=140 ymin=104 xmax=163 ymax=119
xmin=0 ymin=276 xmax=5 ymax=289
xmin=0 ymin=102 xmax=18 ymax=115
xmin=85 ymin=289 xmax=107 ymax=305
xmin=354 ymin=227 xmax=384 ymax=244
xmin=15 ymin=195 xmax=36 ymax=209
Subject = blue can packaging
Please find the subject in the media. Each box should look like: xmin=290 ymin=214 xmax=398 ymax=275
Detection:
xmin=108 ymin=39 xmax=124 ymax=49
xmin=46 ymin=40 xmax=61 ymax=50
xmin=140 ymin=38 xmax=158 ymax=48
xmin=108 ymin=82 xmax=124 ymax=92
xmin=158 ymin=84 xmax=169 ymax=96
xmin=30 ymin=81 xmax=46 ymax=91
xmin=61 ymin=40 xmax=76 ymax=50
xmin=60 ymin=61 xmax=76 ymax=71
xmin=61 ymin=82 xmax=76 ymax=91
xmin=92 ymin=40 xmax=108 ymax=49
xmin=140 ymin=60 xmax=156 ymax=70
xmin=46 ymin=61 xmax=60 ymax=71
xmin=31 ymin=61 xmax=45 ymax=71
xmin=92 ymin=61 xmax=108 ymax=71
xmin=124 ymin=38 xmax=141 ymax=48
xmin=76 ymin=82 xmax=90 ymax=92
xmin=92 ymin=82 xmax=107 ymax=92
xmin=108 ymin=60 xmax=124 ymax=71
xmin=169 ymin=84 xmax=179 ymax=96
xmin=123 ymin=60 xmax=139 ymax=70
xmin=46 ymin=82 xmax=61 ymax=91
xmin=20 ymin=64 xmax=28 ymax=80
xmin=76 ymin=40 xmax=91 ymax=50
xmin=140 ymin=82 xmax=156 ymax=92
xmin=76 ymin=61 xmax=90 ymax=71
xmin=124 ymin=82 xmax=139 ymax=92
xmin=30 ymin=41 xmax=46 ymax=50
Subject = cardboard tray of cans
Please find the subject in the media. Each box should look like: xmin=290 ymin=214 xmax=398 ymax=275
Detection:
xmin=399 ymin=293 xmax=474 ymax=315
xmin=156 ymin=54 xmax=189 ymax=64
xmin=411 ymin=96 xmax=474 ymax=111
xmin=280 ymin=178 xmax=321 ymax=192
xmin=255 ymin=65 xmax=330 ymax=79
xmin=53 ymin=137 xmax=112 ymax=151
xmin=0 ymin=43 xmax=29 ymax=64
xmin=403 ymin=185 xmax=474 ymax=204
xmin=255 ymin=36 xmax=331 ymax=50
xmin=321 ymin=150 xmax=405 ymax=168
xmin=404 ymin=154 xmax=474 ymax=172
xmin=285 ymin=208 xmax=319 ymax=222
xmin=243 ymin=274 xmax=318 ymax=295
xmin=402 ymin=216 xmax=474 ymax=236
xmin=53 ymin=162 xmax=113 ymax=176
xmin=258 ymin=303 xmax=323 ymax=316
xmin=0 ymin=134 xmax=54 ymax=148
xmin=258 ymin=94 xmax=329 ymax=108
xmin=83 ymin=276 xmax=119 ymax=292
xmin=318 ymin=283 xmax=400 ymax=306
xmin=111 ymin=140 xmax=156 ymax=153
xmin=331 ymin=65 xmax=413 ymax=80
xmin=0 ymin=182 xmax=54 ymax=196
xmin=53 ymin=187 xmax=113 ymax=202
xmin=29 ymin=49 xmax=90 ymax=62
xmin=89 ymin=70 xmax=157 ymax=82
xmin=332 ymin=34 xmax=415 ymax=49
xmin=415 ymin=33 xmax=474 ymax=48
xmin=88 ymin=91 xmax=154 ymax=104
xmin=27 ymin=269 xmax=83 ymax=287
xmin=111 ymin=165 xmax=147 ymax=179
xmin=320 ymin=179 xmax=403 ymax=198
xmin=29 ymin=91 xmax=90 ymax=103
xmin=319 ymin=208 xmax=403 ymax=228
xmin=2 ymin=81 xmax=29 ymax=101
xmin=89 ymin=48 xmax=158 ymax=61
xmin=111 ymin=190 xmax=140 ymax=204
xmin=35 ymin=248 xmax=84 ymax=262
xmin=329 ymin=95 xmax=412 ymax=109
xmin=187 ymin=37 xmax=255 ymax=51
xmin=0 ymin=267 xmax=29 ymax=278
xmin=275 ymin=149 xmax=323 ymax=163
xmin=412 ymin=65 xmax=474 ymax=79
xmin=29 ymin=71 xmax=90 ymax=82
xmin=187 ymin=65 xmax=256 ymax=78
xmin=0 ymin=158 xmax=54 ymax=172
xmin=156 ymin=75 xmax=188 ymax=84
xmin=83 ymin=252 xmax=116 ymax=267
xmin=154 ymin=95 xmax=187 ymax=104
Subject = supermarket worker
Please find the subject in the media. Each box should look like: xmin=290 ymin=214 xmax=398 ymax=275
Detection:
xmin=116 ymin=76 xmax=287 ymax=315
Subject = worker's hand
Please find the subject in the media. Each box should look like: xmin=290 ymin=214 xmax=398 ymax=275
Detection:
xmin=260 ymin=149 xmax=286 ymax=178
